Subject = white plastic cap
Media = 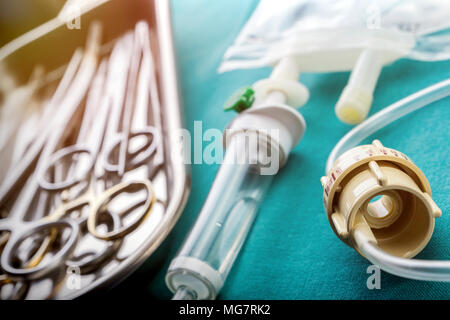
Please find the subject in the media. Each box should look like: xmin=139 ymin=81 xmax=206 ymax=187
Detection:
xmin=253 ymin=78 xmax=309 ymax=108
xmin=335 ymin=84 xmax=373 ymax=124
xmin=253 ymin=56 xmax=310 ymax=108
xmin=335 ymin=49 xmax=384 ymax=125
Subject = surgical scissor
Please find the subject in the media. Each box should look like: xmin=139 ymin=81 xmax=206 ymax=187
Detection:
xmin=38 ymin=30 xmax=157 ymax=242
xmin=0 ymin=22 xmax=161 ymax=281
xmin=0 ymin=26 xmax=98 ymax=211
xmin=101 ymin=21 xmax=161 ymax=177
xmin=0 ymin=23 xmax=102 ymax=281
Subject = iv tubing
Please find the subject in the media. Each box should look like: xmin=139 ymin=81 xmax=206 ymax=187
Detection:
xmin=326 ymin=79 xmax=450 ymax=173
xmin=355 ymin=231 xmax=450 ymax=281
xmin=326 ymin=79 xmax=450 ymax=281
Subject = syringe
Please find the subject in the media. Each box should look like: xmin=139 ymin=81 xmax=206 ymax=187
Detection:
xmin=166 ymin=57 xmax=308 ymax=300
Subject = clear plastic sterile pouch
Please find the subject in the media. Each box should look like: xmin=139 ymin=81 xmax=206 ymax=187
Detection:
xmin=219 ymin=0 xmax=450 ymax=73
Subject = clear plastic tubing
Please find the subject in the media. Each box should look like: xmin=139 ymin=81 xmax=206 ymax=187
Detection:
xmin=327 ymin=79 xmax=450 ymax=281
xmin=167 ymin=132 xmax=274 ymax=299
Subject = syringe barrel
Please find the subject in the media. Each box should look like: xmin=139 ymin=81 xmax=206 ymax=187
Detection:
xmin=166 ymin=132 xmax=275 ymax=300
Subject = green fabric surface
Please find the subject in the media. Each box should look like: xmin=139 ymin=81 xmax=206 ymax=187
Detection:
xmin=109 ymin=0 xmax=450 ymax=299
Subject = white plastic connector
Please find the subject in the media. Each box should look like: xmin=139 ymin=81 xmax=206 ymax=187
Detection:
xmin=225 ymin=90 xmax=306 ymax=168
xmin=253 ymin=56 xmax=309 ymax=108
xmin=166 ymin=256 xmax=223 ymax=300
xmin=235 ymin=57 xmax=306 ymax=166
xmin=335 ymin=49 xmax=383 ymax=124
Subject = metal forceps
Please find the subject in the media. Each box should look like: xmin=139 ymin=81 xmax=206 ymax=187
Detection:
xmin=0 ymin=49 xmax=85 ymax=298
xmin=37 ymin=32 xmax=131 ymax=195
xmin=32 ymin=34 xmax=153 ymax=272
xmin=0 ymin=23 xmax=100 ymax=211
xmin=12 ymin=27 xmax=158 ymax=277
xmin=31 ymin=58 xmax=122 ymax=274
xmin=0 ymin=23 xmax=102 ymax=280
xmin=86 ymin=22 xmax=161 ymax=241
xmin=101 ymin=21 xmax=162 ymax=179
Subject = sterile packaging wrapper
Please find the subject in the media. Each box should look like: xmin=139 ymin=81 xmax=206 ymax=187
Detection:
xmin=219 ymin=0 xmax=450 ymax=72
